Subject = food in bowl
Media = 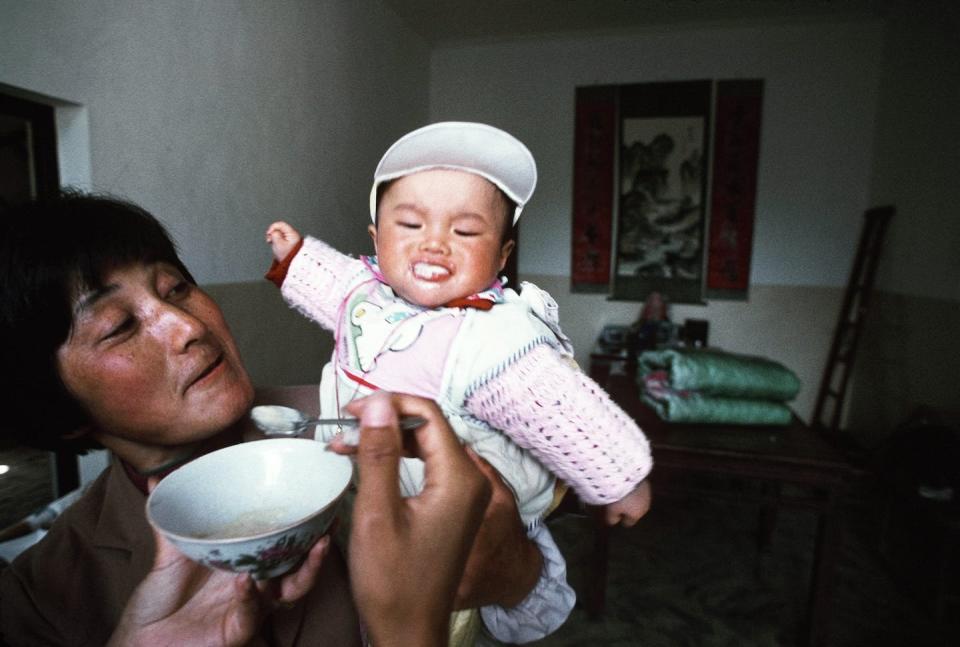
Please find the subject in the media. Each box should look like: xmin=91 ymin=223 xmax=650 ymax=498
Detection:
xmin=147 ymin=438 xmax=352 ymax=579
xmin=195 ymin=508 xmax=294 ymax=539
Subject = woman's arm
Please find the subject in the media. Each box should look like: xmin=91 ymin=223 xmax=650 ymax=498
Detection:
xmin=252 ymin=384 xmax=546 ymax=609
xmin=107 ymin=522 xmax=333 ymax=647
xmin=336 ymin=392 xmax=491 ymax=647
xmin=453 ymin=450 xmax=543 ymax=608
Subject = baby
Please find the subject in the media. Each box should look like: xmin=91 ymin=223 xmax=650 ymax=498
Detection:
xmin=265 ymin=122 xmax=652 ymax=529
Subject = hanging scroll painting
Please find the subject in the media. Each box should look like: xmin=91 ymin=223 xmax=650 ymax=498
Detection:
xmin=611 ymin=80 xmax=711 ymax=303
xmin=571 ymin=79 xmax=762 ymax=302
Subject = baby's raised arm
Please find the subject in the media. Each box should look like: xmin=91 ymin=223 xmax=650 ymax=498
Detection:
xmin=266 ymin=221 xmax=303 ymax=262
xmin=269 ymin=237 xmax=374 ymax=332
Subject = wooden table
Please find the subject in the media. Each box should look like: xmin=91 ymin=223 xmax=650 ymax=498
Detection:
xmin=583 ymin=371 xmax=853 ymax=647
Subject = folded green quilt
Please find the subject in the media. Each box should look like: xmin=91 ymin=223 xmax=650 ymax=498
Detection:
xmin=641 ymin=391 xmax=794 ymax=425
xmin=638 ymin=348 xmax=801 ymax=401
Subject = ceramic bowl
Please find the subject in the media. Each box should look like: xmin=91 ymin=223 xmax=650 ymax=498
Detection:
xmin=147 ymin=438 xmax=352 ymax=579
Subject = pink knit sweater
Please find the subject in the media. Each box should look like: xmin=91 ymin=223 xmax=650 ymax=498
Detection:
xmin=464 ymin=344 xmax=650 ymax=504
xmin=280 ymin=237 xmax=652 ymax=506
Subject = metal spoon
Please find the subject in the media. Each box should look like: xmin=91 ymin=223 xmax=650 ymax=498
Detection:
xmin=250 ymin=404 xmax=426 ymax=443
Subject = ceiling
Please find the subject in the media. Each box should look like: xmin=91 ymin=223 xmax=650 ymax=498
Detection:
xmin=381 ymin=0 xmax=885 ymax=46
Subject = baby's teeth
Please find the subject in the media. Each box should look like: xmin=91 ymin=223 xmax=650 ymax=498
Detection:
xmin=414 ymin=263 xmax=449 ymax=279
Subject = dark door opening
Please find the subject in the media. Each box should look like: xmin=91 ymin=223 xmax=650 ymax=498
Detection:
xmin=0 ymin=90 xmax=77 ymax=534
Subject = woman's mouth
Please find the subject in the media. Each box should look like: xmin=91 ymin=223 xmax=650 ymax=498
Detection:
xmin=412 ymin=262 xmax=450 ymax=281
xmin=186 ymin=354 xmax=225 ymax=391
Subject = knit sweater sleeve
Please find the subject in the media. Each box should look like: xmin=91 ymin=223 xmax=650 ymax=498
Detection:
xmin=464 ymin=344 xmax=652 ymax=505
xmin=279 ymin=236 xmax=370 ymax=331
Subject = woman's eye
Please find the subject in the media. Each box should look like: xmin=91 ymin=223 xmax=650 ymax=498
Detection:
xmin=102 ymin=317 xmax=135 ymax=341
xmin=166 ymin=281 xmax=191 ymax=299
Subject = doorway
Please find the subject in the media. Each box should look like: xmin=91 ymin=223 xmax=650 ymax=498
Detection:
xmin=0 ymin=90 xmax=77 ymax=531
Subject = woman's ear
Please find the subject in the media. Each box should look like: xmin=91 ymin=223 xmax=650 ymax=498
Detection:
xmin=60 ymin=425 xmax=93 ymax=441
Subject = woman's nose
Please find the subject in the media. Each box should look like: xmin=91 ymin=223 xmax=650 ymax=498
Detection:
xmin=154 ymin=302 xmax=208 ymax=350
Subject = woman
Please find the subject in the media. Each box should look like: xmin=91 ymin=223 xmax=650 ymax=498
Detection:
xmin=109 ymin=392 xmax=494 ymax=647
xmin=0 ymin=193 xmax=559 ymax=646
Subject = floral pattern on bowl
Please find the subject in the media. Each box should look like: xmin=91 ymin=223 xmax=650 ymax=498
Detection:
xmin=148 ymin=438 xmax=352 ymax=580
xmin=201 ymin=528 xmax=322 ymax=580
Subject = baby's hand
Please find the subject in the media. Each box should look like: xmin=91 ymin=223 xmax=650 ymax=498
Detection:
xmin=265 ymin=221 xmax=302 ymax=261
xmin=603 ymin=480 xmax=651 ymax=527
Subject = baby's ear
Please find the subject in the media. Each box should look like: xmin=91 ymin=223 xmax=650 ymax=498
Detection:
xmin=367 ymin=223 xmax=379 ymax=251
xmin=498 ymin=239 xmax=515 ymax=270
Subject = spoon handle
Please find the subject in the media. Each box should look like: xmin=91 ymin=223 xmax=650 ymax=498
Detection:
xmin=314 ymin=415 xmax=427 ymax=447
xmin=310 ymin=416 xmax=426 ymax=431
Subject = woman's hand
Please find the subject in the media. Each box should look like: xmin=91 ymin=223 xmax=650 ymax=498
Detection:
xmin=329 ymin=396 xmax=546 ymax=613
xmin=453 ymin=450 xmax=543 ymax=609
xmin=108 ymin=500 xmax=331 ymax=646
xmin=333 ymin=392 xmax=491 ymax=647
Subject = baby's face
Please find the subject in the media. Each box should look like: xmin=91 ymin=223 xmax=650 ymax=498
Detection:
xmin=371 ymin=169 xmax=514 ymax=308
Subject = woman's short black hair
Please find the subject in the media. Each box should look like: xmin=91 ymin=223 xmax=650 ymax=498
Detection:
xmin=0 ymin=191 xmax=194 ymax=453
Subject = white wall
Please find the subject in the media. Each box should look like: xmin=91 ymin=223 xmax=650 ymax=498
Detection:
xmin=429 ymin=19 xmax=884 ymax=287
xmin=0 ymin=0 xmax=431 ymax=389
xmin=3 ymin=2 xmax=951 ymax=437
xmin=427 ymin=18 xmax=885 ymax=421
xmin=0 ymin=0 xmax=429 ymax=286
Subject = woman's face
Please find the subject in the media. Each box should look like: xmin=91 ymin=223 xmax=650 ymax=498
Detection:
xmin=56 ymin=262 xmax=254 ymax=470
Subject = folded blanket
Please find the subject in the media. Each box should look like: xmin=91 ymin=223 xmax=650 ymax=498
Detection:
xmin=638 ymin=348 xmax=801 ymax=401
xmin=641 ymin=384 xmax=794 ymax=425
